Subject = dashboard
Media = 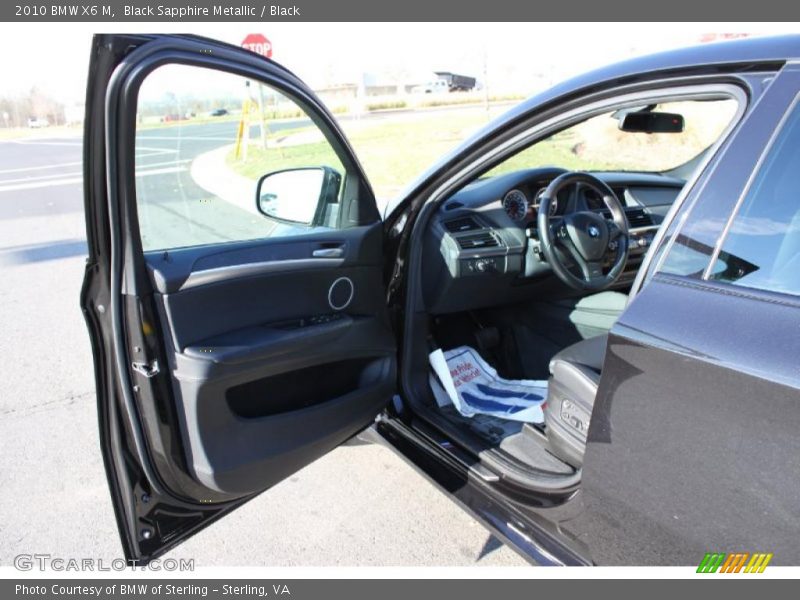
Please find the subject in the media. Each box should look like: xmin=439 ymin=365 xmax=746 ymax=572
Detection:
xmin=420 ymin=167 xmax=685 ymax=315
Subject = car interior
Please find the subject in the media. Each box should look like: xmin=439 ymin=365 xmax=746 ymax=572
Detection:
xmin=398 ymin=93 xmax=741 ymax=494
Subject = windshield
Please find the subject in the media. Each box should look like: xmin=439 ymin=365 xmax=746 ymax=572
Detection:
xmin=486 ymin=98 xmax=739 ymax=177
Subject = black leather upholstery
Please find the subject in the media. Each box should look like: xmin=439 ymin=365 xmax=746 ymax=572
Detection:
xmin=545 ymin=334 xmax=608 ymax=467
xmin=548 ymin=333 xmax=608 ymax=375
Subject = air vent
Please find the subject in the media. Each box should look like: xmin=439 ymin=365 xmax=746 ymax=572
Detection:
xmin=444 ymin=217 xmax=481 ymax=233
xmin=601 ymin=208 xmax=654 ymax=228
xmin=626 ymin=208 xmax=654 ymax=228
xmin=456 ymin=231 xmax=500 ymax=250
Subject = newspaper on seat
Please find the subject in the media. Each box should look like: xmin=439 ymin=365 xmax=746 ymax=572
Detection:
xmin=428 ymin=346 xmax=547 ymax=424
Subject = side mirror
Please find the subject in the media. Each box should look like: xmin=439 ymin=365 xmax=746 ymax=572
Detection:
xmin=255 ymin=167 xmax=342 ymax=226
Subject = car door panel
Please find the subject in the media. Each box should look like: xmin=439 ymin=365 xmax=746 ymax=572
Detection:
xmin=147 ymin=223 xmax=386 ymax=348
xmin=150 ymin=225 xmax=396 ymax=495
xmin=172 ymin=350 xmax=395 ymax=496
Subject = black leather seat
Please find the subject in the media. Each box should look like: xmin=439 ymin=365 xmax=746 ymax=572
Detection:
xmin=544 ymin=333 xmax=608 ymax=467
xmin=549 ymin=333 xmax=607 ymax=375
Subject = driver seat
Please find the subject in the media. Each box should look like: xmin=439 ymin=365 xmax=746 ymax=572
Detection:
xmin=544 ymin=333 xmax=608 ymax=468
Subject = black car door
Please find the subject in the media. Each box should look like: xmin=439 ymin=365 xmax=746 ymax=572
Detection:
xmin=80 ymin=34 xmax=396 ymax=563
xmin=572 ymin=64 xmax=800 ymax=565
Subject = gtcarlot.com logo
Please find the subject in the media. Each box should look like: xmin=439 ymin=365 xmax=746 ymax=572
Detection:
xmin=14 ymin=553 xmax=194 ymax=571
xmin=697 ymin=552 xmax=773 ymax=573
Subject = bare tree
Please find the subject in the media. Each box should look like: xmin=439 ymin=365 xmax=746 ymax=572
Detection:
xmin=0 ymin=87 xmax=65 ymax=127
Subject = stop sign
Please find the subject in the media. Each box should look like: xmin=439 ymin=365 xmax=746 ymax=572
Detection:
xmin=241 ymin=33 xmax=272 ymax=58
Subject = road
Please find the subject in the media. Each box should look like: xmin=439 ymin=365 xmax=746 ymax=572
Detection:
xmin=0 ymin=120 xmax=527 ymax=567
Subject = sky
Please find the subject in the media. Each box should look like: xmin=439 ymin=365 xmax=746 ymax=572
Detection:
xmin=1 ymin=22 xmax=798 ymax=104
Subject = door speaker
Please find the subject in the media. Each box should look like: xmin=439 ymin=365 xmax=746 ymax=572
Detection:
xmin=328 ymin=277 xmax=354 ymax=311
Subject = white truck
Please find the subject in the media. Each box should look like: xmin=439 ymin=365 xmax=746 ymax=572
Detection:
xmin=413 ymin=72 xmax=477 ymax=94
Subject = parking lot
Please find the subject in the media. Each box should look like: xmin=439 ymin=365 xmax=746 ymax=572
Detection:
xmin=0 ymin=131 xmax=527 ymax=567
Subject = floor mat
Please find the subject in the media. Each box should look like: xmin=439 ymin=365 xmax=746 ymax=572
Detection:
xmin=438 ymin=403 xmax=523 ymax=445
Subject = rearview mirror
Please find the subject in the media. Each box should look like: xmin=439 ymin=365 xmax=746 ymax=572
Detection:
xmin=619 ymin=111 xmax=685 ymax=134
xmin=255 ymin=167 xmax=342 ymax=226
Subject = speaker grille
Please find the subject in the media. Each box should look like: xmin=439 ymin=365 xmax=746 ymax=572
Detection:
xmin=328 ymin=277 xmax=354 ymax=311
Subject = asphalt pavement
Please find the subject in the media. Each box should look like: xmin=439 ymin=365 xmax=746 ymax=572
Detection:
xmin=0 ymin=125 xmax=527 ymax=567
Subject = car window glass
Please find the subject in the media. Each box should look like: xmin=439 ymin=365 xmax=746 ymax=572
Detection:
xmin=658 ymin=232 xmax=731 ymax=278
xmin=708 ymin=101 xmax=800 ymax=295
xmin=485 ymin=99 xmax=737 ymax=176
xmin=135 ymin=64 xmax=349 ymax=252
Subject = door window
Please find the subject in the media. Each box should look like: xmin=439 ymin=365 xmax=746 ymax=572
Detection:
xmin=134 ymin=64 xmax=358 ymax=251
xmin=709 ymin=100 xmax=800 ymax=295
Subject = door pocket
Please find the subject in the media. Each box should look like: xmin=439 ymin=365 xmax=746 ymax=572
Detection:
xmin=227 ymin=356 xmax=388 ymax=418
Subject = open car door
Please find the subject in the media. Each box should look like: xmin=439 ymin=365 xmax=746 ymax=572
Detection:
xmin=80 ymin=34 xmax=396 ymax=563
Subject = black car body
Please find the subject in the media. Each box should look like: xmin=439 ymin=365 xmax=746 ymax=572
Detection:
xmin=81 ymin=33 xmax=800 ymax=566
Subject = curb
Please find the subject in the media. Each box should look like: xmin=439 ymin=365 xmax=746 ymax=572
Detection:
xmin=190 ymin=144 xmax=260 ymax=216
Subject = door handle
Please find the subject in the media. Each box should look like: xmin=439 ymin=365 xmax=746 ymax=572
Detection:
xmin=312 ymin=247 xmax=344 ymax=258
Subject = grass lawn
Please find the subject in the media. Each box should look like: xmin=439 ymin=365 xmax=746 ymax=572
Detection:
xmin=227 ymin=111 xmax=505 ymax=199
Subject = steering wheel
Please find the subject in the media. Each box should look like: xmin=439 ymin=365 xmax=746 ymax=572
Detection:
xmin=536 ymin=172 xmax=629 ymax=292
